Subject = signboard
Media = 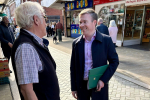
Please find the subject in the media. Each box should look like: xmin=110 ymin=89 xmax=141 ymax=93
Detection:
xmin=71 ymin=24 xmax=82 ymax=38
xmin=94 ymin=0 xmax=122 ymax=5
xmin=65 ymin=0 xmax=93 ymax=11
xmin=125 ymin=0 xmax=149 ymax=6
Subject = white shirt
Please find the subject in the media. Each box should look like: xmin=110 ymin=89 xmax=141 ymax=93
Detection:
xmin=51 ymin=25 xmax=54 ymax=28
xmin=108 ymin=27 xmax=118 ymax=43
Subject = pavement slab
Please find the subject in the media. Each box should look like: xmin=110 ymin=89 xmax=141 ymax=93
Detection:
xmin=46 ymin=36 xmax=150 ymax=87
xmin=49 ymin=46 xmax=150 ymax=100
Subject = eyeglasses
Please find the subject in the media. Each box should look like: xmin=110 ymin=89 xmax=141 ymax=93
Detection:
xmin=43 ymin=15 xmax=47 ymax=22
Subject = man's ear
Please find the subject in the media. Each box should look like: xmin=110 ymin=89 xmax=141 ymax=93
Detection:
xmin=93 ymin=20 xmax=97 ymax=26
xmin=33 ymin=15 xmax=39 ymax=26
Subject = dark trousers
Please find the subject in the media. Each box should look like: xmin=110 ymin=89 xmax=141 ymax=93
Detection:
xmin=77 ymin=81 xmax=108 ymax=100
xmin=57 ymin=29 xmax=62 ymax=42
xmin=2 ymin=49 xmax=11 ymax=61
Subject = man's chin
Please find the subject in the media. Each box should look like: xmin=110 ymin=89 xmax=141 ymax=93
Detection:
xmin=82 ymin=32 xmax=88 ymax=35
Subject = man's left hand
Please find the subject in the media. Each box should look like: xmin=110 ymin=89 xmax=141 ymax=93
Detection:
xmin=96 ymin=80 xmax=104 ymax=91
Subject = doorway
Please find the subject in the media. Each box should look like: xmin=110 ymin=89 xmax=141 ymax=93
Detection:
xmin=123 ymin=6 xmax=145 ymax=46
xmin=141 ymin=7 xmax=150 ymax=50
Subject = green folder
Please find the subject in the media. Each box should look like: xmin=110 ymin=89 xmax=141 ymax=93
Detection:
xmin=88 ymin=65 xmax=109 ymax=90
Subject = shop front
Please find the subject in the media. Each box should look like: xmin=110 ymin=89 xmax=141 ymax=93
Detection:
xmin=123 ymin=0 xmax=150 ymax=46
xmin=65 ymin=0 xmax=93 ymax=38
xmin=94 ymin=0 xmax=125 ymax=46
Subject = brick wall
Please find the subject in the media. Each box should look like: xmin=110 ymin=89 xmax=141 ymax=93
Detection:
xmin=24 ymin=0 xmax=64 ymax=34
xmin=44 ymin=7 xmax=63 ymax=24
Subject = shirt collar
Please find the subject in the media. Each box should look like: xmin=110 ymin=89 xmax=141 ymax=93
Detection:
xmin=23 ymin=29 xmax=43 ymax=46
xmin=83 ymin=30 xmax=96 ymax=42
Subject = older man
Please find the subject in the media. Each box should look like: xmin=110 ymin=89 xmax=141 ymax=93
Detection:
xmin=96 ymin=18 xmax=109 ymax=36
xmin=70 ymin=9 xmax=119 ymax=100
xmin=11 ymin=2 xmax=60 ymax=100
xmin=0 ymin=16 xmax=15 ymax=61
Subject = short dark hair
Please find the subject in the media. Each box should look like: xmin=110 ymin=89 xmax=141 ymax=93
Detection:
xmin=2 ymin=16 xmax=7 ymax=22
xmin=79 ymin=8 xmax=98 ymax=21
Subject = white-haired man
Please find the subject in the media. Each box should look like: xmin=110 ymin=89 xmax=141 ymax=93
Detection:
xmin=96 ymin=18 xmax=109 ymax=35
xmin=11 ymin=2 xmax=60 ymax=100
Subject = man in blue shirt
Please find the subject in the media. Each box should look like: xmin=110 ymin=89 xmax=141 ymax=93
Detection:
xmin=96 ymin=18 xmax=109 ymax=36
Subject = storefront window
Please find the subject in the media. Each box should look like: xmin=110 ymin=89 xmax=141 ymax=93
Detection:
xmin=124 ymin=7 xmax=144 ymax=40
xmin=98 ymin=4 xmax=125 ymax=41
xmin=70 ymin=10 xmax=82 ymax=38
xmin=71 ymin=10 xmax=81 ymax=24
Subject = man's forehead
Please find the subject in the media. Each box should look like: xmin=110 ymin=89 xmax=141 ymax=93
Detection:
xmin=79 ymin=14 xmax=91 ymax=20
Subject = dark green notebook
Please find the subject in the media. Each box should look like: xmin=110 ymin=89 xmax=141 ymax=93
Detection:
xmin=88 ymin=65 xmax=109 ymax=90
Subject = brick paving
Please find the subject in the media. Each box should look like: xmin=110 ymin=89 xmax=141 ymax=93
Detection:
xmin=49 ymin=46 xmax=150 ymax=100
xmin=46 ymin=36 xmax=150 ymax=86
xmin=1 ymin=36 xmax=150 ymax=100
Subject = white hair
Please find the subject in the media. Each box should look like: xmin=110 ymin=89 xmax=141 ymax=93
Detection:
xmin=109 ymin=20 xmax=117 ymax=27
xmin=98 ymin=18 xmax=103 ymax=23
xmin=14 ymin=1 xmax=44 ymax=29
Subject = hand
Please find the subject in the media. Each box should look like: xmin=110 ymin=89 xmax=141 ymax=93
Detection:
xmin=8 ymin=42 xmax=13 ymax=48
xmin=96 ymin=80 xmax=104 ymax=91
xmin=72 ymin=91 xmax=78 ymax=99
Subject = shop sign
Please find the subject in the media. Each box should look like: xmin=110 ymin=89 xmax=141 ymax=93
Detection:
xmin=125 ymin=0 xmax=149 ymax=6
xmin=94 ymin=0 xmax=122 ymax=5
xmin=65 ymin=0 xmax=93 ymax=11
xmin=71 ymin=24 xmax=82 ymax=38
xmin=71 ymin=24 xmax=82 ymax=34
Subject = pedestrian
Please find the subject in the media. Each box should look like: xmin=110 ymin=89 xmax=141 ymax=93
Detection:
xmin=51 ymin=22 xmax=55 ymax=36
xmin=55 ymin=20 xmax=63 ymax=42
xmin=0 ymin=16 xmax=15 ymax=61
xmin=108 ymin=20 xmax=118 ymax=47
xmin=15 ymin=25 xmax=20 ymax=38
xmin=70 ymin=8 xmax=119 ymax=100
xmin=49 ymin=23 xmax=52 ymax=36
xmin=46 ymin=23 xmax=50 ymax=37
xmin=96 ymin=18 xmax=109 ymax=35
xmin=11 ymin=1 xmax=60 ymax=100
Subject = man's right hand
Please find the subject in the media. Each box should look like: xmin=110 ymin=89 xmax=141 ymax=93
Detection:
xmin=72 ymin=91 xmax=78 ymax=99
xmin=8 ymin=42 xmax=13 ymax=48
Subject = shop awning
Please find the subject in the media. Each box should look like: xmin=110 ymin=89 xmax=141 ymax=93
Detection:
xmin=125 ymin=0 xmax=150 ymax=6
xmin=0 ymin=0 xmax=14 ymax=13
xmin=41 ymin=0 xmax=75 ymax=10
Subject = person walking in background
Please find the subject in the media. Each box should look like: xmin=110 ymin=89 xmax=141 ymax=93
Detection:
xmin=0 ymin=16 xmax=15 ymax=61
xmin=55 ymin=20 xmax=63 ymax=42
xmin=15 ymin=25 xmax=20 ymax=38
xmin=49 ymin=23 xmax=52 ymax=36
xmin=96 ymin=18 xmax=109 ymax=35
xmin=70 ymin=9 xmax=119 ymax=100
xmin=51 ymin=22 xmax=55 ymax=36
xmin=46 ymin=23 xmax=50 ymax=37
xmin=108 ymin=20 xmax=118 ymax=47
xmin=11 ymin=1 xmax=60 ymax=100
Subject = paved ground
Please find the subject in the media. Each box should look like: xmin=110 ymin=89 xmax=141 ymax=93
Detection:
xmin=0 ymin=84 xmax=12 ymax=100
xmin=50 ymin=46 xmax=150 ymax=100
xmin=1 ymin=36 xmax=150 ymax=100
xmin=46 ymin=36 xmax=150 ymax=86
